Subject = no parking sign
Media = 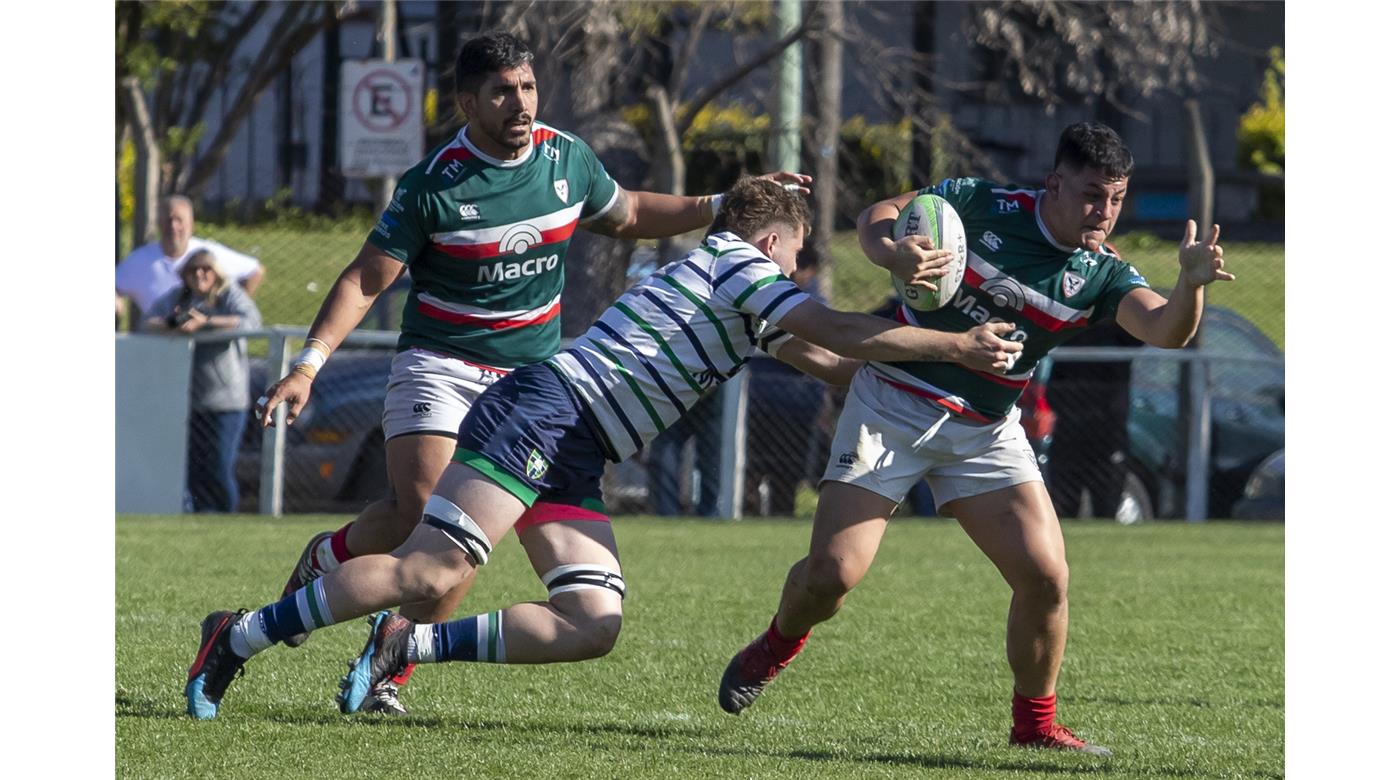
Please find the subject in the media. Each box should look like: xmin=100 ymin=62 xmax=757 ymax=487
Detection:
xmin=339 ymin=60 xmax=424 ymax=178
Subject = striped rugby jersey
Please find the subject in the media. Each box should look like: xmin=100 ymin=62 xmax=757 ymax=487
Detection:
xmin=548 ymin=232 xmax=810 ymax=461
xmin=368 ymin=122 xmax=619 ymax=368
xmin=874 ymin=177 xmax=1151 ymax=421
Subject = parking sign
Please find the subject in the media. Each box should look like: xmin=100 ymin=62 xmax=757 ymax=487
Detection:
xmin=340 ymin=60 xmax=424 ymax=178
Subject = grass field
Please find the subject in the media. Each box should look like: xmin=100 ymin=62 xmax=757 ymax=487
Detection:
xmin=117 ymin=515 xmax=1282 ymax=779
xmin=181 ymin=223 xmax=1284 ymax=349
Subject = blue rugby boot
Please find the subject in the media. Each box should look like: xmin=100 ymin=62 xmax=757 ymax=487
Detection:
xmin=337 ymin=611 xmax=412 ymax=714
xmin=185 ymin=610 xmax=248 ymax=720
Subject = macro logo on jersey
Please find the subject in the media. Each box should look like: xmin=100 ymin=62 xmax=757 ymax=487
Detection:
xmin=368 ymin=121 xmax=620 ymax=368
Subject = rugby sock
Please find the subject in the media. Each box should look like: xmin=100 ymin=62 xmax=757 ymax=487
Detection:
xmin=408 ymin=610 xmax=506 ymax=664
xmin=1011 ymin=691 xmax=1058 ymax=741
xmin=228 ymin=580 xmax=336 ymax=659
xmin=390 ymin=664 xmax=416 ymax=686
xmin=764 ymin=616 xmax=810 ymax=665
xmin=314 ymin=523 xmax=355 ymax=572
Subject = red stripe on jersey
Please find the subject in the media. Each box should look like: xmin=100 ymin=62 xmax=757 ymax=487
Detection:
xmin=962 ymin=263 xmax=1088 ymax=333
xmin=417 ymin=300 xmax=562 ymax=331
xmin=532 ymin=127 xmax=558 ymax=145
xmin=432 ymin=146 xmax=476 ymax=172
xmin=1004 ymin=192 xmax=1036 ymax=210
xmin=874 ymin=375 xmax=995 ymax=424
xmin=430 ymin=220 xmax=580 ymax=260
xmin=969 ymin=368 xmax=1031 ymax=389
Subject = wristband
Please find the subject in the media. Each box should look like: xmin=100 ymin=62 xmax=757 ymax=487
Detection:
xmin=305 ymin=338 xmax=332 ymax=357
xmin=292 ymin=363 xmax=319 ymax=381
xmin=291 ymin=345 xmax=327 ymax=379
xmin=707 ymin=193 xmax=723 ymax=220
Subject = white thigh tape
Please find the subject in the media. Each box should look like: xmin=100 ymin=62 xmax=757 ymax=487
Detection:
xmin=542 ymin=563 xmax=626 ymax=600
xmin=423 ymin=495 xmax=493 ymax=566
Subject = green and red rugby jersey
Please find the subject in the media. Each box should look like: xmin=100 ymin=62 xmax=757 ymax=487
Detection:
xmin=873 ymin=177 xmax=1151 ymax=422
xmin=368 ymin=122 xmax=619 ymax=369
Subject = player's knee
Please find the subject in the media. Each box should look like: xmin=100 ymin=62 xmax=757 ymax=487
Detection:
xmin=544 ymin=565 xmax=627 ymax=659
xmin=400 ymin=555 xmax=473 ymax=602
xmin=801 ymin=555 xmax=862 ymax=602
xmin=1014 ymin=562 xmax=1069 ymax=607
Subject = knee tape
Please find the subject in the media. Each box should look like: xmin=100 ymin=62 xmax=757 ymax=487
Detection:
xmin=422 ymin=495 xmax=493 ymax=566
xmin=542 ymin=564 xmax=626 ymax=601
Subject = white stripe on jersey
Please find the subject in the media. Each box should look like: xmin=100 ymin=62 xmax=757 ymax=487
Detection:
xmin=416 ymin=291 xmax=561 ymax=321
xmin=549 ymin=232 xmax=809 ymax=461
xmin=430 ymin=202 xmax=584 ymax=245
xmin=966 ymin=251 xmax=1093 ymax=325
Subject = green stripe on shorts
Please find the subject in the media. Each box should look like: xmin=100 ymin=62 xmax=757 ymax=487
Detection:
xmin=453 ymin=448 xmax=539 ymax=507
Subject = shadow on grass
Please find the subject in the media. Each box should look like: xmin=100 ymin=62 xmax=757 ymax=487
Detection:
xmin=117 ymin=696 xmax=1279 ymax=778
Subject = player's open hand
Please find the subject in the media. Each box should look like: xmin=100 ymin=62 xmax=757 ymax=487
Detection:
xmin=889 ymin=236 xmax=956 ymax=292
xmin=256 ymin=371 xmax=314 ymax=427
xmin=754 ymin=171 xmax=813 ymax=196
xmin=956 ymin=321 xmax=1024 ymax=374
xmin=1178 ymin=220 xmax=1234 ymax=288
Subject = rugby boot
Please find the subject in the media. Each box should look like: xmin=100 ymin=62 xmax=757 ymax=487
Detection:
xmin=338 ymin=611 xmax=413 ymax=714
xmin=185 ymin=610 xmax=248 ymax=720
xmin=1010 ymin=724 xmax=1113 ymax=757
xmin=718 ymin=630 xmax=800 ymax=715
xmin=279 ymin=531 xmax=332 ymax=647
xmin=360 ymin=678 xmax=409 ymax=716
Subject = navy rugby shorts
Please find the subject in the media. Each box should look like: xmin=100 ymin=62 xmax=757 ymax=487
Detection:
xmin=451 ymin=362 xmax=609 ymax=515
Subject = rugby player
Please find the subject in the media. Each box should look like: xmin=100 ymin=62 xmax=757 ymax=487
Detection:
xmin=716 ymin=123 xmax=1233 ymax=757
xmin=255 ymin=32 xmax=807 ymax=714
xmin=186 ymin=177 xmax=1024 ymax=721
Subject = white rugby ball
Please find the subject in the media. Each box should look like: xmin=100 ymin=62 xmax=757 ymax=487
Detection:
xmin=890 ymin=193 xmax=967 ymax=311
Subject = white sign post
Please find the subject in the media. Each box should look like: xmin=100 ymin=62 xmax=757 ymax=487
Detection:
xmin=339 ymin=60 xmax=424 ymax=178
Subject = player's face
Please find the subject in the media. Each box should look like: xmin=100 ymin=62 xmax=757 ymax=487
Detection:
xmin=764 ymin=224 xmax=806 ymax=276
xmin=161 ymin=202 xmax=194 ymax=248
xmin=1043 ymin=166 xmax=1127 ymax=252
xmin=461 ymin=65 xmax=538 ymax=158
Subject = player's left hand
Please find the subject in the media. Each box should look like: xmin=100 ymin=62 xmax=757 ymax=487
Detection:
xmin=1178 ymin=220 xmax=1234 ymax=288
xmin=754 ymin=171 xmax=813 ymax=196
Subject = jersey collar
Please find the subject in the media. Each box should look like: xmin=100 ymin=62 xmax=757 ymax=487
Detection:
xmin=458 ymin=124 xmax=534 ymax=168
xmin=1033 ymin=191 xmax=1079 ymax=253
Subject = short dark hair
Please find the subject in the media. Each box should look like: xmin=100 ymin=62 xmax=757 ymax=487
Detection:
xmin=795 ymin=245 xmax=820 ymax=273
xmin=709 ymin=177 xmax=811 ymax=241
xmin=455 ymin=32 xmax=534 ymax=95
xmin=1053 ymin=122 xmax=1135 ymax=179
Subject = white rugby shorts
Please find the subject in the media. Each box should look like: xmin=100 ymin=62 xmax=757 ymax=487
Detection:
xmin=820 ymin=365 xmax=1043 ymax=514
xmin=381 ymin=348 xmax=507 ymax=441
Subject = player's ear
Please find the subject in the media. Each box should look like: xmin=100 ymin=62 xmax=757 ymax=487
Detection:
xmin=1045 ymin=171 xmax=1061 ymax=196
xmin=458 ymin=92 xmax=475 ymax=122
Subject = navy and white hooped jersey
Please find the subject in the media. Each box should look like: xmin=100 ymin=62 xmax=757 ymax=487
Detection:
xmin=548 ymin=232 xmax=809 ymax=461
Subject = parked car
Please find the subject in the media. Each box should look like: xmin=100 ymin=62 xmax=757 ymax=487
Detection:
xmin=1231 ymin=449 xmax=1284 ymax=520
xmin=1043 ymin=306 xmax=1285 ymax=521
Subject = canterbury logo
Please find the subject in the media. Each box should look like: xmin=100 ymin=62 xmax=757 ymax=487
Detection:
xmin=498 ymin=224 xmax=544 ymax=255
xmin=982 ymin=277 xmax=1027 ymax=311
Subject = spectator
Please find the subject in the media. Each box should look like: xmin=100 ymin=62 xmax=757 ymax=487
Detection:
xmin=143 ymin=250 xmax=263 ymax=513
xmin=117 ymin=195 xmax=265 ymax=326
xmin=647 ymin=391 xmax=722 ymax=516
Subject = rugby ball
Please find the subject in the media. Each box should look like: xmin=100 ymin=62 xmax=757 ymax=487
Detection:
xmin=890 ymin=193 xmax=967 ymax=311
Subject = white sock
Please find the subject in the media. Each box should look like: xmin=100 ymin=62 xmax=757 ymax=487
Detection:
xmin=313 ymin=537 xmax=341 ymax=573
xmin=228 ymin=611 xmax=273 ymax=659
xmin=406 ymin=623 xmax=437 ymax=663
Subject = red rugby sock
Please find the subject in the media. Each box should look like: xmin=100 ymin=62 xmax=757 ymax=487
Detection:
xmin=390 ymin=663 xmax=416 ymax=686
xmin=1011 ymin=691 xmax=1057 ymax=741
xmin=329 ymin=522 xmax=355 ymax=564
xmin=763 ymin=616 xmax=810 ymax=665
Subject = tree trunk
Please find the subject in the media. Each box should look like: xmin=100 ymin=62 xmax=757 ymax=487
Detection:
xmin=122 ymin=77 xmax=161 ymax=246
xmin=812 ymin=0 xmax=843 ymax=302
xmin=647 ymin=85 xmax=688 ymax=267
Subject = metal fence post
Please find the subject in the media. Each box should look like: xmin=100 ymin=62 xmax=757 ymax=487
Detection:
xmin=717 ymin=372 xmax=750 ymax=520
xmin=1185 ymin=353 xmax=1212 ymax=522
xmin=259 ymin=332 xmax=291 ymax=517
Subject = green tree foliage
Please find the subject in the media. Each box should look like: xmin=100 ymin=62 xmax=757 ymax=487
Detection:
xmin=1237 ymin=48 xmax=1284 ymax=175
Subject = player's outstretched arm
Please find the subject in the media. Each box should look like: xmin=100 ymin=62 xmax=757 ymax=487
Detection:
xmin=776 ymin=299 xmax=1022 ymax=373
xmin=771 ymin=338 xmax=864 ymax=387
xmin=256 ymin=243 xmax=404 ymax=427
xmin=1115 ymin=220 xmax=1234 ymax=349
xmin=585 ymin=172 xmax=812 ymax=240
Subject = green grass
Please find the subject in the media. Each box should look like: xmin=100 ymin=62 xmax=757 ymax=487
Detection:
xmin=117 ymin=515 xmax=1282 ymax=778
